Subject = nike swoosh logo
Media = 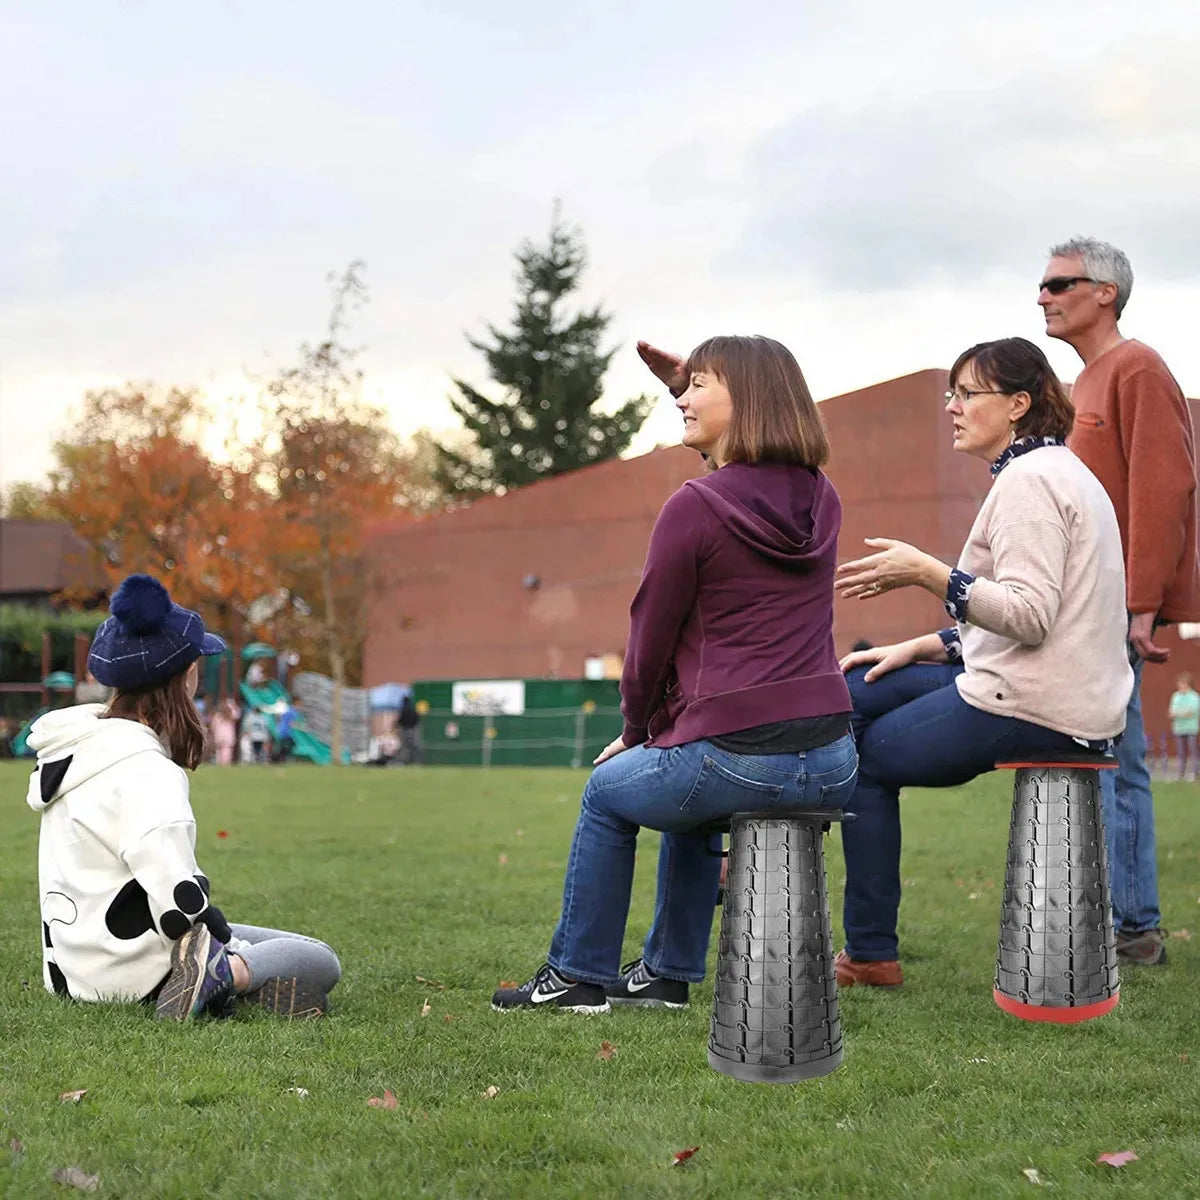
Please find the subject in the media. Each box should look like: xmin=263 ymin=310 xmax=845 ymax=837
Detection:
xmin=626 ymin=977 xmax=656 ymax=992
xmin=530 ymin=987 xmax=569 ymax=1003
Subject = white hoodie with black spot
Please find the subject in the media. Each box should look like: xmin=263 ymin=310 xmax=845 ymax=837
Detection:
xmin=26 ymin=704 xmax=230 ymax=1003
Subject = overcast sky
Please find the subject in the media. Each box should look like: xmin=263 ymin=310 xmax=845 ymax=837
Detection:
xmin=4 ymin=0 xmax=1200 ymax=489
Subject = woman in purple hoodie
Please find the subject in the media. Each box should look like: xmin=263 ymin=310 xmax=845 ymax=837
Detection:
xmin=493 ymin=336 xmax=858 ymax=1014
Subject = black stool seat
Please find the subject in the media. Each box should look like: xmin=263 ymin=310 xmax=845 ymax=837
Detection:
xmin=708 ymin=808 xmax=848 ymax=1083
xmin=992 ymin=760 xmax=1118 ymax=1023
xmin=995 ymin=751 xmax=1118 ymax=768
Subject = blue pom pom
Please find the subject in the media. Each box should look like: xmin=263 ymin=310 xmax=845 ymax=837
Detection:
xmin=110 ymin=574 xmax=172 ymax=635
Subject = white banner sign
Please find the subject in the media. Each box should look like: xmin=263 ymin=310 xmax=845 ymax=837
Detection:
xmin=451 ymin=680 xmax=526 ymax=716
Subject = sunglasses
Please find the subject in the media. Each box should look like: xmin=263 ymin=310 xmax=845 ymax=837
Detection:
xmin=1038 ymin=275 xmax=1099 ymax=295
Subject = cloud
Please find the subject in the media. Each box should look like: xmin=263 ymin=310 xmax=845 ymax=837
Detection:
xmin=732 ymin=28 xmax=1200 ymax=288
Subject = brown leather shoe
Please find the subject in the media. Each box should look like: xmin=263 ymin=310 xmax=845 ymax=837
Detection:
xmin=834 ymin=949 xmax=903 ymax=988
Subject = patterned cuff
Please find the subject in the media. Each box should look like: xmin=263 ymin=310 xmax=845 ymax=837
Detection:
xmin=944 ymin=568 xmax=976 ymax=622
xmin=937 ymin=627 xmax=963 ymax=663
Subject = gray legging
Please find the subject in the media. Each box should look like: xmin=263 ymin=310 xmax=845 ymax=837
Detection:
xmin=228 ymin=924 xmax=341 ymax=995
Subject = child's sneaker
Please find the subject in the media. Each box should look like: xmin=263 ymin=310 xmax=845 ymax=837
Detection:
xmin=155 ymin=925 xmax=234 ymax=1021
xmin=606 ymin=958 xmax=689 ymax=1008
xmin=249 ymin=977 xmax=329 ymax=1019
xmin=491 ymin=965 xmax=610 ymax=1013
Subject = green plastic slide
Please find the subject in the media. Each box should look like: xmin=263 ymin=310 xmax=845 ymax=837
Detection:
xmin=238 ymin=681 xmax=331 ymax=765
xmin=12 ymin=708 xmax=50 ymax=758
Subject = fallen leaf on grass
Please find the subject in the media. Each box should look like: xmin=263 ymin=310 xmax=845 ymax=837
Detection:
xmin=482 ymin=1086 xmax=500 ymax=1099
xmin=515 ymin=829 xmax=525 ymax=837
xmin=1096 ymin=1150 xmax=1139 ymax=1168
xmin=498 ymin=854 xmax=508 ymax=865
xmin=415 ymin=975 xmax=445 ymax=990
xmin=443 ymin=1014 xmax=455 ymax=1023
xmin=1180 ymin=1053 xmax=1190 ymax=1063
xmin=498 ymin=980 xmax=519 ymax=989
xmin=51 ymin=1167 xmax=99 ymax=1191
xmin=367 ymin=1089 xmax=398 ymax=1109
xmin=671 ymin=1147 xmax=700 ymax=1167
xmin=10 ymin=1139 xmax=24 ymax=1154
xmin=1169 ymin=929 xmax=1192 ymax=940
xmin=420 ymin=1000 xmax=432 ymax=1017
xmin=59 ymin=1090 xmax=87 ymax=1104
xmin=217 ymin=830 xmax=228 ymax=839
xmin=596 ymin=1041 xmax=617 ymax=1060
xmin=285 ymin=1087 xmax=309 ymax=1098
xmin=1022 ymin=1167 xmax=1043 ymax=1185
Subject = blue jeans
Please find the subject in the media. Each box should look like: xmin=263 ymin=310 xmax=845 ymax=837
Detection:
xmin=547 ymin=733 xmax=859 ymax=985
xmin=1100 ymin=656 xmax=1160 ymax=933
xmin=840 ymin=664 xmax=1090 ymax=962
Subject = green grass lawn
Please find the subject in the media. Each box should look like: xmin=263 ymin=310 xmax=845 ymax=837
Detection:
xmin=1 ymin=761 xmax=1198 ymax=1198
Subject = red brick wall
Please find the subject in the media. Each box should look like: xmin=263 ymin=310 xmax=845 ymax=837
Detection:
xmin=364 ymin=445 xmax=706 ymax=683
xmin=363 ymin=376 xmax=1200 ymax=752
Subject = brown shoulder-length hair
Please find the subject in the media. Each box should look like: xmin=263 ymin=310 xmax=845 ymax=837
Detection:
xmin=948 ymin=337 xmax=1074 ymax=440
xmin=103 ymin=664 xmax=206 ymax=770
xmin=686 ymin=335 xmax=829 ymax=468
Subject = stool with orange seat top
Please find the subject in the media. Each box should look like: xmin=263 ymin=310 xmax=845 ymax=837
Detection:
xmin=993 ymin=753 xmax=1119 ymax=1023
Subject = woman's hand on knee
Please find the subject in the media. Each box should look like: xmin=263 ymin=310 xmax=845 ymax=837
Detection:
xmin=839 ymin=640 xmax=917 ymax=682
xmin=594 ymin=735 xmax=633 ymax=766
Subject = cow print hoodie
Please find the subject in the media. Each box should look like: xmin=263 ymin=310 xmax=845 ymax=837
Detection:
xmin=26 ymin=704 xmax=230 ymax=1002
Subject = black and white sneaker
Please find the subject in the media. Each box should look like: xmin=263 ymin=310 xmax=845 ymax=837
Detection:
xmin=606 ymin=958 xmax=689 ymax=1008
xmin=491 ymin=965 xmax=610 ymax=1014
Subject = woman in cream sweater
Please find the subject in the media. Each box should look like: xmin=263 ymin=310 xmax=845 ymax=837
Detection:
xmin=832 ymin=336 xmax=1133 ymax=988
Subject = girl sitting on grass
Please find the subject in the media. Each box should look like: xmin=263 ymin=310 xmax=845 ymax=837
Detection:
xmin=26 ymin=573 xmax=340 ymax=1021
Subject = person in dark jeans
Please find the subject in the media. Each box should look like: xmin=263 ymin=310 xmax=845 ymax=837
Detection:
xmin=397 ymin=695 xmax=423 ymax=765
xmin=832 ymin=338 xmax=1132 ymax=988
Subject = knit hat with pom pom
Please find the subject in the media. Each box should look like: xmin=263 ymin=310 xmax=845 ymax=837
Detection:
xmin=87 ymin=574 xmax=227 ymax=690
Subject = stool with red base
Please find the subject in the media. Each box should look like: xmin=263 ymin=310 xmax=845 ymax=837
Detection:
xmin=993 ymin=753 xmax=1119 ymax=1023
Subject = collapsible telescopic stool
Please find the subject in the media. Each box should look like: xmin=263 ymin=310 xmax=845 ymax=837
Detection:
xmin=709 ymin=809 xmax=847 ymax=1083
xmin=993 ymin=755 xmax=1119 ymax=1023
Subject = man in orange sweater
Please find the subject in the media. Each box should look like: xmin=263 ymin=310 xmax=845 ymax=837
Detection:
xmin=1042 ymin=236 xmax=1200 ymax=966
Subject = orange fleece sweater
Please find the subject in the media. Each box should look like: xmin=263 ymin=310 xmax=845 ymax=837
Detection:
xmin=1067 ymin=339 xmax=1200 ymax=621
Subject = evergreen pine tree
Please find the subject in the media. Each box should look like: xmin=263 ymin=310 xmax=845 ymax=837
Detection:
xmin=435 ymin=211 xmax=653 ymax=495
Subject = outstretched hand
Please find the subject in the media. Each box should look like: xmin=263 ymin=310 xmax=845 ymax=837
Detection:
xmin=835 ymin=538 xmax=947 ymax=599
xmin=636 ymin=340 xmax=688 ymax=397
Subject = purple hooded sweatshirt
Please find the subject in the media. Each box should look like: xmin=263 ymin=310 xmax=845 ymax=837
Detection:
xmin=620 ymin=461 xmax=851 ymax=748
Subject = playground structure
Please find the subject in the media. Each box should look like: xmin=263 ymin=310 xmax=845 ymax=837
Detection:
xmin=9 ymin=670 xmax=76 ymax=757
xmin=8 ymin=637 xmax=335 ymax=764
xmin=7 ymin=626 xmax=622 ymax=768
xmin=207 ymin=643 xmax=333 ymax=765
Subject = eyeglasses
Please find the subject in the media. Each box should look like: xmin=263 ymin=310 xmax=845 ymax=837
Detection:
xmin=1038 ymin=275 xmax=1099 ymax=295
xmin=944 ymin=388 xmax=1006 ymax=405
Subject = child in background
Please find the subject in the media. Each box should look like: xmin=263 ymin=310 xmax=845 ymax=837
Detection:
xmin=210 ymin=699 xmax=238 ymax=766
xmin=1168 ymin=673 xmax=1200 ymax=781
xmin=26 ymin=574 xmax=340 ymax=1020
xmin=244 ymin=707 xmax=271 ymax=763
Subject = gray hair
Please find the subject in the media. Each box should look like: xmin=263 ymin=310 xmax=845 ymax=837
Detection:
xmin=1048 ymin=236 xmax=1134 ymax=318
